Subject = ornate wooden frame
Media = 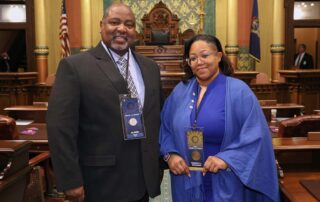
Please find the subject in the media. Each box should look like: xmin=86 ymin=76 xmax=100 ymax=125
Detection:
xmin=141 ymin=1 xmax=180 ymax=45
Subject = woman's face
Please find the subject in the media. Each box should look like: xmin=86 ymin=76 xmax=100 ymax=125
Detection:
xmin=188 ymin=40 xmax=222 ymax=85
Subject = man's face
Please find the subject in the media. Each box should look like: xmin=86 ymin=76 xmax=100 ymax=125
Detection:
xmin=1 ymin=52 xmax=9 ymax=60
xmin=298 ymin=45 xmax=305 ymax=54
xmin=100 ymin=5 xmax=136 ymax=54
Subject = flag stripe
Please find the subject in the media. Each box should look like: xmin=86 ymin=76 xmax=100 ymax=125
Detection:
xmin=60 ymin=0 xmax=71 ymax=58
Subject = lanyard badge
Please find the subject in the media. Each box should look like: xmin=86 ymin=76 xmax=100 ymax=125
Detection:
xmin=186 ymin=83 xmax=205 ymax=170
xmin=186 ymin=127 xmax=204 ymax=170
xmin=119 ymin=94 xmax=146 ymax=140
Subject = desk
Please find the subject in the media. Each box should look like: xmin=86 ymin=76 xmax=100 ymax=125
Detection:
xmin=273 ymin=137 xmax=320 ymax=150
xmin=15 ymin=124 xmax=54 ymax=195
xmin=279 ymin=172 xmax=320 ymax=202
xmin=4 ymin=105 xmax=47 ymax=123
xmin=0 ymin=140 xmax=31 ymax=202
xmin=17 ymin=123 xmax=48 ymax=153
xmin=3 ymin=105 xmax=48 ymax=152
xmin=273 ymin=137 xmax=320 ymax=202
xmin=262 ymin=103 xmax=304 ymax=122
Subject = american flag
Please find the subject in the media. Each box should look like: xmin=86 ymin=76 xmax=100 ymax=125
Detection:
xmin=59 ymin=0 xmax=71 ymax=58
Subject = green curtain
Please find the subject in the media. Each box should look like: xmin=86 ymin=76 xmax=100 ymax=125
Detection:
xmin=205 ymin=0 xmax=215 ymax=35
xmin=103 ymin=0 xmax=113 ymax=12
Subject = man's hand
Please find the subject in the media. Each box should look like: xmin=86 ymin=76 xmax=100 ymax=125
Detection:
xmin=64 ymin=186 xmax=85 ymax=202
xmin=202 ymin=156 xmax=228 ymax=175
xmin=167 ymin=154 xmax=190 ymax=177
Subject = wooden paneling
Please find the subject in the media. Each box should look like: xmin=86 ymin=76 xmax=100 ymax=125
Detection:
xmin=250 ymin=83 xmax=290 ymax=103
xmin=0 ymin=73 xmax=37 ymax=114
xmin=280 ymin=70 xmax=320 ymax=114
xmin=135 ymin=45 xmax=184 ymax=96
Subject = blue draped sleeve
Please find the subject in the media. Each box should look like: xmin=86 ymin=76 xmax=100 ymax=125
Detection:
xmin=159 ymin=89 xmax=180 ymax=156
xmin=214 ymin=77 xmax=280 ymax=202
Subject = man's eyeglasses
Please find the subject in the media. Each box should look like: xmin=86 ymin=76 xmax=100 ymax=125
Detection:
xmin=186 ymin=52 xmax=216 ymax=66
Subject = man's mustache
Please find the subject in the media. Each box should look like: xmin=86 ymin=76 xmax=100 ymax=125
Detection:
xmin=112 ymin=35 xmax=128 ymax=41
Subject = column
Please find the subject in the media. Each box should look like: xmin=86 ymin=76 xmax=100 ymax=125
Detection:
xmin=198 ymin=0 xmax=206 ymax=34
xmin=80 ymin=0 xmax=92 ymax=51
xmin=34 ymin=0 xmax=48 ymax=84
xmin=270 ymin=0 xmax=285 ymax=82
xmin=225 ymin=0 xmax=239 ymax=69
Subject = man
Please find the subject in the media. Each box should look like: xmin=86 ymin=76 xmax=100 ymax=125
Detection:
xmin=47 ymin=3 xmax=162 ymax=202
xmin=0 ymin=52 xmax=12 ymax=72
xmin=294 ymin=44 xmax=314 ymax=69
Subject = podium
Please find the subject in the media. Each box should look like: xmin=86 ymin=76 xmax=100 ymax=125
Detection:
xmin=135 ymin=45 xmax=185 ymax=96
xmin=279 ymin=70 xmax=320 ymax=114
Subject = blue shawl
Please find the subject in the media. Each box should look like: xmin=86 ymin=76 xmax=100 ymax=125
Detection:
xmin=159 ymin=76 xmax=280 ymax=202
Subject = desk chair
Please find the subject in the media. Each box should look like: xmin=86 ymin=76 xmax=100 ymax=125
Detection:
xmin=179 ymin=29 xmax=195 ymax=45
xmin=0 ymin=115 xmax=18 ymax=140
xmin=141 ymin=1 xmax=179 ymax=45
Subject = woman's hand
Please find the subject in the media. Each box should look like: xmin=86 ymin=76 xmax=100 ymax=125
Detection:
xmin=202 ymin=156 xmax=228 ymax=175
xmin=167 ymin=154 xmax=190 ymax=177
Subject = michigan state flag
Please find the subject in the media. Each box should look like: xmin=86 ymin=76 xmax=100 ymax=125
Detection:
xmin=249 ymin=0 xmax=260 ymax=62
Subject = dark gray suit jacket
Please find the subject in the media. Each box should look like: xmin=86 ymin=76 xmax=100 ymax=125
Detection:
xmin=47 ymin=43 xmax=162 ymax=201
xmin=294 ymin=52 xmax=314 ymax=69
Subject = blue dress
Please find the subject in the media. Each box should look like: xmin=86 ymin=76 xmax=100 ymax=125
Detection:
xmin=159 ymin=75 xmax=280 ymax=202
xmin=190 ymin=74 xmax=226 ymax=201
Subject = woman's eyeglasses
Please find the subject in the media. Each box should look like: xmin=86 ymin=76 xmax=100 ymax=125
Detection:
xmin=186 ymin=52 xmax=216 ymax=66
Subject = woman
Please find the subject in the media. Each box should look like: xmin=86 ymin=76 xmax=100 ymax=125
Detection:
xmin=159 ymin=35 xmax=279 ymax=202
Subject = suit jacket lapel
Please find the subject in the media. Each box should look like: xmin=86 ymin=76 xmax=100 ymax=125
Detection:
xmin=89 ymin=43 xmax=128 ymax=94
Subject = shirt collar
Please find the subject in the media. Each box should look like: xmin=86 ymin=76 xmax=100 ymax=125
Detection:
xmin=101 ymin=41 xmax=130 ymax=62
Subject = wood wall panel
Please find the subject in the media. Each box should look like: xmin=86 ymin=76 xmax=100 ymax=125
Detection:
xmin=0 ymin=73 xmax=37 ymax=114
xmin=280 ymin=70 xmax=320 ymax=114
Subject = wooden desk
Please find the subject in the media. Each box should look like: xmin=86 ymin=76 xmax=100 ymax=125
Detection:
xmin=4 ymin=105 xmax=47 ymax=123
xmin=17 ymin=123 xmax=48 ymax=153
xmin=279 ymin=172 xmax=320 ymax=202
xmin=0 ymin=140 xmax=31 ymax=202
xmin=273 ymin=137 xmax=320 ymax=151
xmin=262 ymin=103 xmax=304 ymax=122
xmin=3 ymin=105 xmax=48 ymax=152
xmin=273 ymin=137 xmax=320 ymax=202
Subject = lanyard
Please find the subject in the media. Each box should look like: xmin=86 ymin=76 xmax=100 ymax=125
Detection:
xmin=106 ymin=47 xmax=130 ymax=92
xmin=192 ymin=83 xmax=208 ymax=128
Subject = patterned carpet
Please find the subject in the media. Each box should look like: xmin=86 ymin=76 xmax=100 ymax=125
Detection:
xmin=150 ymin=170 xmax=172 ymax=202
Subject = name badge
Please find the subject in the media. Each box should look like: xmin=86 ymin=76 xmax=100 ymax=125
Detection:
xmin=186 ymin=127 xmax=204 ymax=170
xmin=119 ymin=94 xmax=146 ymax=140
